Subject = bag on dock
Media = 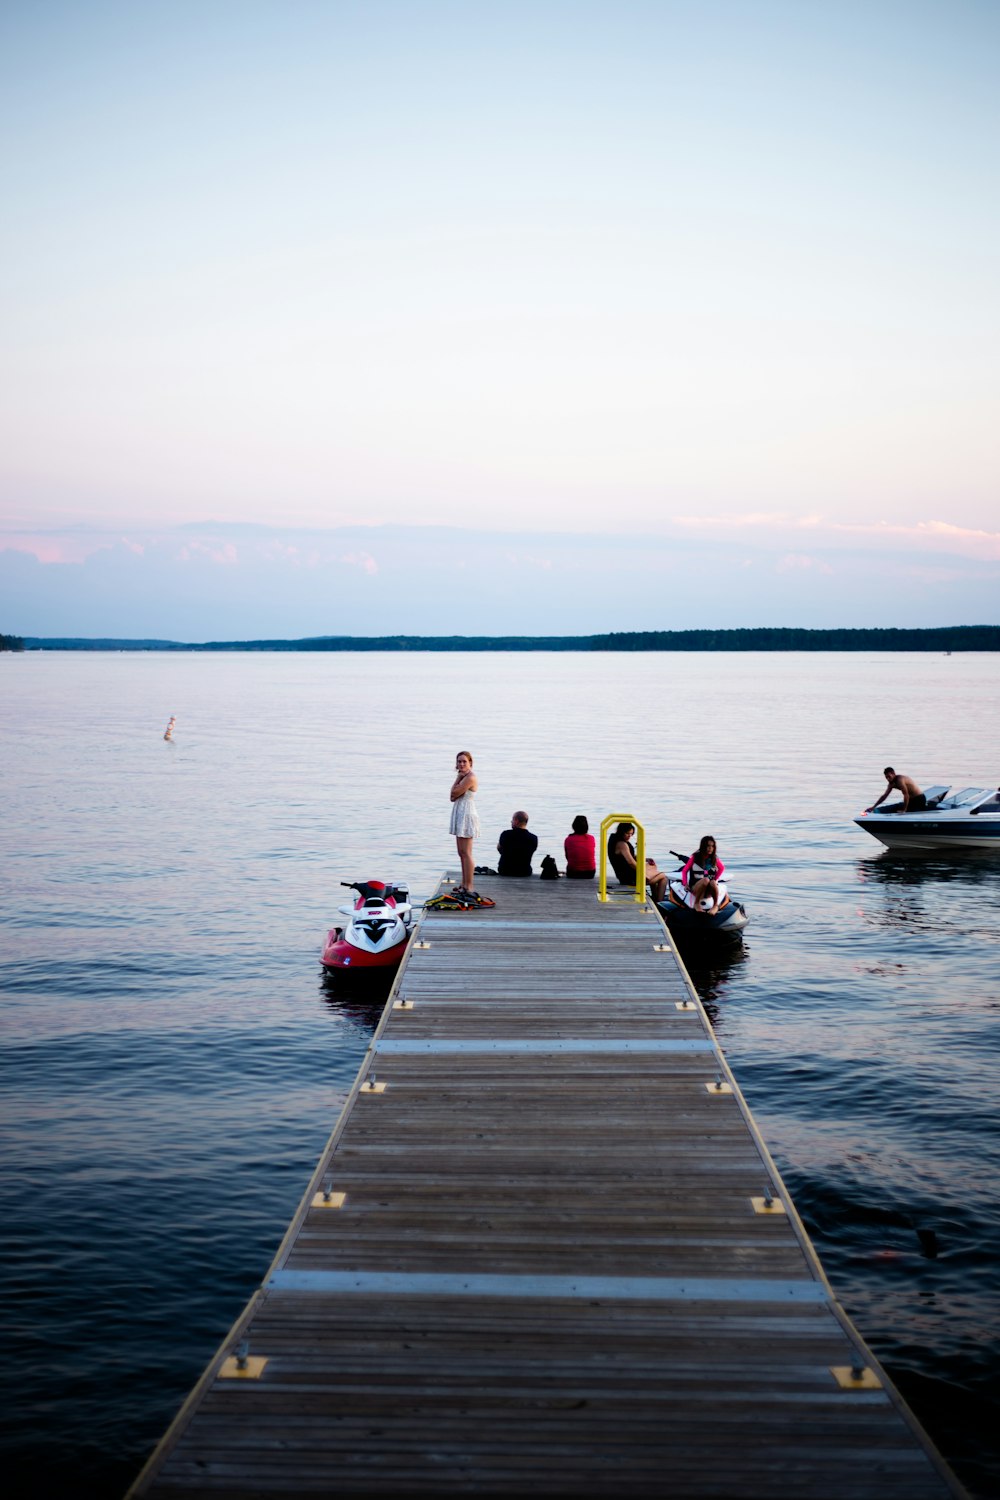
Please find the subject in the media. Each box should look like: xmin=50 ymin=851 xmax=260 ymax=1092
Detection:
xmin=424 ymin=892 xmax=469 ymax=911
xmin=425 ymin=890 xmax=497 ymax=911
xmin=539 ymin=855 xmax=561 ymax=880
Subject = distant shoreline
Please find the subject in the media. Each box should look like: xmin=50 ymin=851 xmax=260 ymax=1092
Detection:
xmin=17 ymin=626 xmax=1000 ymax=652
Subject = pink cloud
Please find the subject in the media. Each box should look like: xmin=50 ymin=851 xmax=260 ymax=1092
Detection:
xmin=177 ymin=541 xmax=239 ymax=566
xmin=670 ymin=512 xmax=1000 ymax=560
xmin=672 ymin=511 xmax=796 ymax=530
xmin=339 ymin=551 xmax=378 ymax=575
xmin=257 ymin=541 xmax=300 ymax=563
xmin=0 ymin=534 xmax=110 ymax=565
xmin=503 ymin=550 xmax=553 ymax=571
xmin=776 ymin=553 xmax=834 ymax=575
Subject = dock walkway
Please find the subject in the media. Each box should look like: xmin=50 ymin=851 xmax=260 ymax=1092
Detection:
xmin=131 ymin=874 xmax=962 ymax=1497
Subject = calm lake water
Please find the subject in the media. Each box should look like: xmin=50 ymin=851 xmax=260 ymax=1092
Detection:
xmin=2 ymin=650 xmax=999 ymax=1497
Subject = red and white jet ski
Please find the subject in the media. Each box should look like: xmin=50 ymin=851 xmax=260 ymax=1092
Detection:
xmin=321 ymin=880 xmax=415 ymax=974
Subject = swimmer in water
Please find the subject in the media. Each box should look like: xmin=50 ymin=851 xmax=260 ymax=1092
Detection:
xmin=164 ymin=716 xmax=176 ymax=741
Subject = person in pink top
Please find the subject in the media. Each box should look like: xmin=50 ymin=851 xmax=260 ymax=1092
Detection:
xmin=681 ymin=835 xmax=726 ymax=915
xmin=564 ymin=815 xmax=597 ymax=880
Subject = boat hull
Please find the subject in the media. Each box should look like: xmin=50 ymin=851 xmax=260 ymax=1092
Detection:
xmin=854 ymin=817 xmax=1000 ymax=850
xmin=321 ymin=932 xmax=409 ymax=972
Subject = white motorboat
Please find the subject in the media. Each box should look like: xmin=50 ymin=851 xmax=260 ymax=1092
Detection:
xmin=855 ymin=785 xmax=1000 ymax=849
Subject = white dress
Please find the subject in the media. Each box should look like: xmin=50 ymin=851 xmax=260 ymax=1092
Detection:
xmin=449 ymin=789 xmax=480 ymax=839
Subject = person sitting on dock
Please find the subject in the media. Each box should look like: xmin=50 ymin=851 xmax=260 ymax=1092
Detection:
xmin=681 ymin=836 xmax=726 ymax=915
xmin=607 ymin=822 xmax=668 ymax=902
xmin=497 ymin=811 xmax=538 ymax=877
xmin=865 ymin=767 xmax=927 ymax=814
xmin=564 ymin=815 xmax=597 ymax=880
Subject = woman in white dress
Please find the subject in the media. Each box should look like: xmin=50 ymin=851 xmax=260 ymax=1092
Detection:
xmin=449 ymin=750 xmax=480 ymax=896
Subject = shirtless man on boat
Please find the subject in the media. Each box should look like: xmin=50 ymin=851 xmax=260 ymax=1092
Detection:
xmin=865 ymin=767 xmax=927 ymax=814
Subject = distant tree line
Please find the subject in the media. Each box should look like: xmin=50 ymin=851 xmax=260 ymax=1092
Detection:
xmin=0 ymin=632 xmax=25 ymax=651
xmin=587 ymin=625 xmax=1000 ymax=652
xmin=22 ymin=625 xmax=1000 ymax=652
xmin=22 ymin=637 xmax=180 ymax=651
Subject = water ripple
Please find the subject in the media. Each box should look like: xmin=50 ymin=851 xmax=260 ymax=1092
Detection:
xmin=2 ymin=650 xmax=999 ymax=1497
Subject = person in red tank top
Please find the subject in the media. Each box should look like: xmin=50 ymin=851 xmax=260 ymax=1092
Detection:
xmin=564 ymin=815 xmax=597 ymax=880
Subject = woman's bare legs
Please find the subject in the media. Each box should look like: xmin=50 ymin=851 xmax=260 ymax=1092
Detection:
xmin=456 ymin=836 xmax=475 ymax=891
xmin=691 ymin=877 xmax=720 ymax=913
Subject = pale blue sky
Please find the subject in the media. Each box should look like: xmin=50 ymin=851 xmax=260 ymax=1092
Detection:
xmin=2 ymin=1 xmax=998 ymax=634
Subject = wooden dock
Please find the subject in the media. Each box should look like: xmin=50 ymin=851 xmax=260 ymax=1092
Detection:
xmin=130 ymin=874 xmax=963 ymax=1497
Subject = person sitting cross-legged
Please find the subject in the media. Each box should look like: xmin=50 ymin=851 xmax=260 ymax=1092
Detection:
xmin=681 ymin=835 xmax=726 ymax=915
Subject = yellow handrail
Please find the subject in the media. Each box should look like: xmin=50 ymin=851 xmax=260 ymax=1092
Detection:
xmin=598 ymin=814 xmax=646 ymax=903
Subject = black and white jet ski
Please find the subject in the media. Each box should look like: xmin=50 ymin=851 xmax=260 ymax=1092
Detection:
xmin=656 ymin=853 xmax=748 ymax=939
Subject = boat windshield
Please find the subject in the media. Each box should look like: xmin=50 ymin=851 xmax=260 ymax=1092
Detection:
xmin=939 ymin=787 xmax=988 ymax=808
xmin=923 ymin=785 xmax=950 ymax=804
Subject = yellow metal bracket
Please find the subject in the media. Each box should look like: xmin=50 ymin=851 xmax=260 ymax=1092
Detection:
xmin=751 ymin=1196 xmax=786 ymax=1215
xmin=414 ymin=940 xmax=431 ymax=950
xmin=705 ymin=1079 xmax=733 ymax=1094
xmin=598 ymin=814 xmax=647 ymax=904
xmin=675 ymin=1000 xmax=696 ymax=1011
xmin=831 ymin=1365 xmax=882 ymax=1390
xmin=220 ymin=1355 xmax=268 ymax=1380
xmin=653 ymin=943 xmax=670 ymax=952
xmin=393 ymin=999 xmax=415 ymax=1009
xmin=363 ymin=1080 xmax=386 ymax=1094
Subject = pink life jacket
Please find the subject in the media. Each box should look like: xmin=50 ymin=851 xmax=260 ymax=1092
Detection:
xmin=681 ymin=854 xmax=725 ymax=888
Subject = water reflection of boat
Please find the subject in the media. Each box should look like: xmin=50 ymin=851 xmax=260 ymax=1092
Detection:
xmin=855 ymin=785 xmax=1000 ymax=850
xmin=319 ymin=971 xmax=391 ymax=1033
xmin=860 ymin=850 xmax=1000 ymax=889
xmin=674 ymin=941 xmax=748 ymax=1030
xmin=855 ymin=849 xmax=1000 ymax=942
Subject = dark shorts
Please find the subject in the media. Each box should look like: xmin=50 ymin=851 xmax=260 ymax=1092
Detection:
xmin=566 ymin=869 xmax=595 ymax=880
xmin=907 ymin=793 xmax=927 ymax=812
